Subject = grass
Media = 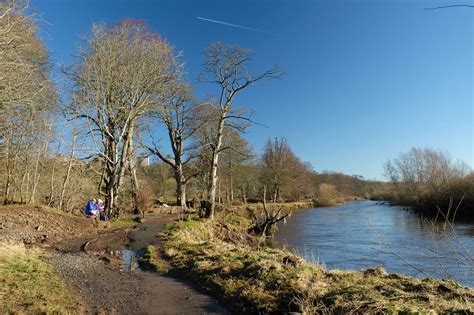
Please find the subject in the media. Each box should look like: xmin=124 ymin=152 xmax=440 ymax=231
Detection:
xmin=231 ymin=201 xmax=315 ymax=214
xmin=140 ymin=245 xmax=166 ymax=272
xmin=162 ymin=214 xmax=474 ymax=314
xmin=109 ymin=218 xmax=137 ymax=228
xmin=0 ymin=241 xmax=83 ymax=314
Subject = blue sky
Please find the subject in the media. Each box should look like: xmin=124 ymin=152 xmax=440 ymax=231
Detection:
xmin=31 ymin=0 xmax=473 ymax=180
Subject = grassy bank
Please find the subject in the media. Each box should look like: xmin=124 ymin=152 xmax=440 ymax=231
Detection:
xmin=229 ymin=197 xmax=362 ymax=214
xmin=230 ymin=201 xmax=315 ymax=213
xmin=0 ymin=241 xmax=83 ymax=313
xmin=162 ymin=215 xmax=473 ymax=313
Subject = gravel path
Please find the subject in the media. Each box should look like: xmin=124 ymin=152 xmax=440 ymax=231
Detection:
xmin=46 ymin=251 xmax=228 ymax=314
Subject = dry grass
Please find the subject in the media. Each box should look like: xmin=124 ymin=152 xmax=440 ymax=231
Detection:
xmin=0 ymin=240 xmax=83 ymax=313
xmin=162 ymin=214 xmax=474 ymax=314
xmin=109 ymin=218 xmax=137 ymax=228
xmin=230 ymin=201 xmax=315 ymax=214
xmin=140 ymin=245 xmax=166 ymax=273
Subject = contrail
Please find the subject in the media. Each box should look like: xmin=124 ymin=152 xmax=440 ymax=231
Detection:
xmin=197 ymin=16 xmax=266 ymax=33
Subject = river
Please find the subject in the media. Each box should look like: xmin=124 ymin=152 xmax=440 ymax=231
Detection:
xmin=274 ymin=200 xmax=474 ymax=287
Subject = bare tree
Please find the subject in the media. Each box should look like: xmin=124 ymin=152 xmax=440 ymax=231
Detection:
xmin=58 ymin=128 xmax=77 ymax=210
xmin=261 ymin=137 xmax=313 ymax=202
xmin=199 ymin=42 xmax=284 ymax=218
xmin=249 ymin=186 xmax=289 ymax=237
xmin=0 ymin=0 xmax=56 ymax=204
xmin=145 ymin=83 xmax=202 ymax=208
xmin=0 ymin=0 xmax=54 ymax=124
xmin=66 ymin=20 xmax=179 ymax=217
xmin=384 ymin=148 xmax=468 ymax=197
xmin=217 ymin=128 xmax=253 ymax=204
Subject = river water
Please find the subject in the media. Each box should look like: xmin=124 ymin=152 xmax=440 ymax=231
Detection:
xmin=274 ymin=200 xmax=474 ymax=287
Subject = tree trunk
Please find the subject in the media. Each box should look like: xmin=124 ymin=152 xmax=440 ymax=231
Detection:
xmin=104 ymin=138 xmax=118 ymax=217
xmin=104 ymin=124 xmax=133 ymax=218
xmin=181 ymin=182 xmax=187 ymax=208
xmin=229 ymin=165 xmax=234 ymax=203
xmin=19 ymin=158 xmax=29 ymax=204
xmin=206 ymin=110 xmax=227 ymax=219
xmin=29 ymin=142 xmax=47 ymax=205
xmin=3 ymin=138 xmax=18 ymax=204
xmin=128 ymin=132 xmax=139 ymax=215
xmin=59 ymin=131 xmax=76 ymax=210
xmin=175 ymin=165 xmax=187 ymax=208
xmin=218 ymin=178 xmax=222 ymax=204
xmin=47 ymin=142 xmax=61 ymax=207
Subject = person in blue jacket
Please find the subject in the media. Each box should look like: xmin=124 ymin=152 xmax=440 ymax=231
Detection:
xmin=85 ymin=199 xmax=99 ymax=219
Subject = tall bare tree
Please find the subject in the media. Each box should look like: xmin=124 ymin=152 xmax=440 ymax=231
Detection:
xmin=66 ymin=20 xmax=179 ymax=216
xmin=0 ymin=0 xmax=54 ymax=124
xmin=199 ymin=42 xmax=284 ymax=218
xmin=145 ymin=82 xmax=202 ymax=208
xmin=0 ymin=0 xmax=56 ymax=204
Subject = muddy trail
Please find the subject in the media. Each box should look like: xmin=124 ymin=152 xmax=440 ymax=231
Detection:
xmin=46 ymin=214 xmax=228 ymax=314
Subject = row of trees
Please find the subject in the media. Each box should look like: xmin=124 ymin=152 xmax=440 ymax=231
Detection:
xmin=0 ymin=2 xmax=282 ymax=218
xmin=0 ymin=0 xmax=56 ymax=205
xmin=0 ymin=1 xmax=390 ymax=218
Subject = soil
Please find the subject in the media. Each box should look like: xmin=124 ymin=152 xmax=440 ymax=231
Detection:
xmin=0 ymin=206 xmax=228 ymax=314
xmin=0 ymin=205 xmax=102 ymax=246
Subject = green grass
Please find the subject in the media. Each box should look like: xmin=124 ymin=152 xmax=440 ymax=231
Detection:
xmin=140 ymin=245 xmax=166 ymax=273
xmin=0 ymin=241 xmax=83 ymax=313
xmin=165 ymin=219 xmax=201 ymax=230
xmin=162 ymin=215 xmax=474 ymax=314
xmin=109 ymin=218 xmax=137 ymax=228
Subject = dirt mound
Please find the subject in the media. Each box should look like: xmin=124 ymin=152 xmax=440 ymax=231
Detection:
xmin=0 ymin=205 xmax=102 ymax=246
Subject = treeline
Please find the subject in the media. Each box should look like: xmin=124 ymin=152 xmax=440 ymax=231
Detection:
xmin=0 ymin=2 xmax=384 ymax=218
xmin=140 ymin=137 xmax=382 ymax=206
xmin=381 ymin=147 xmax=473 ymax=220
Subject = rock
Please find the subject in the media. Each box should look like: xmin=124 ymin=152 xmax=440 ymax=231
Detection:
xmin=363 ymin=267 xmax=388 ymax=276
xmin=437 ymin=283 xmax=453 ymax=294
xmin=35 ymin=225 xmax=42 ymax=231
xmin=129 ymin=256 xmax=139 ymax=271
xmin=100 ymin=256 xmax=111 ymax=264
xmin=282 ymin=255 xmax=304 ymax=267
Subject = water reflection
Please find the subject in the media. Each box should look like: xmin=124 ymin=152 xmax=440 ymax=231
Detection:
xmin=274 ymin=200 xmax=473 ymax=287
xmin=122 ymin=249 xmax=140 ymax=272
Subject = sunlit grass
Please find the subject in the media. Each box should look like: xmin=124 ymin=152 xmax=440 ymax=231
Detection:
xmin=0 ymin=241 xmax=83 ymax=313
xmin=109 ymin=218 xmax=137 ymax=228
xmin=162 ymin=214 xmax=474 ymax=313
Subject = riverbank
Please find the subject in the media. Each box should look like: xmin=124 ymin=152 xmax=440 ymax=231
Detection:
xmin=228 ymin=197 xmax=362 ymax=214
xmin=273 ymin=200 xmax=474 ymax=287
xmin=372 ymin=175 xmax=474 ymax=222
xmin=162 ymin=213 xmax=474 ymax=313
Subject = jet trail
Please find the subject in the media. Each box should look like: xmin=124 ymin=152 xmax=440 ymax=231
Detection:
xmin=197 ymin=16 xmax=266 ymax=33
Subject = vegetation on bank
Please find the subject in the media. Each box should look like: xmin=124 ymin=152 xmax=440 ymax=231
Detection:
xmin=381 ymin=148 xmax=473 ymax=221
xmin=224 ymin=196 xmax=366 ymax=218
xmin=162 ymin=215 xmax=474 ymax=314
xmin=0 ymin=241 xmax=83 ymax=313
xmin=140 ymin=245 xmax=166 ymax=273
xmin=109 ymin=218 xmax=138 ymax=228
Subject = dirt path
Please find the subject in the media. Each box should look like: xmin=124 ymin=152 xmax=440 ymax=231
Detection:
xmin=46 ymin=215 xmax=228 ymax=314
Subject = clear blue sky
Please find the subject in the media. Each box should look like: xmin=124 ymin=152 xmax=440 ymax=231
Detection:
xmin=31 ymin=0 xmax=473 ymax=180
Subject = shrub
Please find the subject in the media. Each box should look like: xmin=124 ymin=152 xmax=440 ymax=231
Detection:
xmin=137 ymin=184 xmax=155 ymax=217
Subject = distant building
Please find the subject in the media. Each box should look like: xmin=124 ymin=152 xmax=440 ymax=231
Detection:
xmin=139 ymin=155 xmax=150 ymax=167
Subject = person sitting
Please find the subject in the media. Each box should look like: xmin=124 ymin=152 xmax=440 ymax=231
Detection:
xmin=85 ymin=199 xmax=99 ymax=220
xmin=97 ymin=199 xmax=109 ymax=221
